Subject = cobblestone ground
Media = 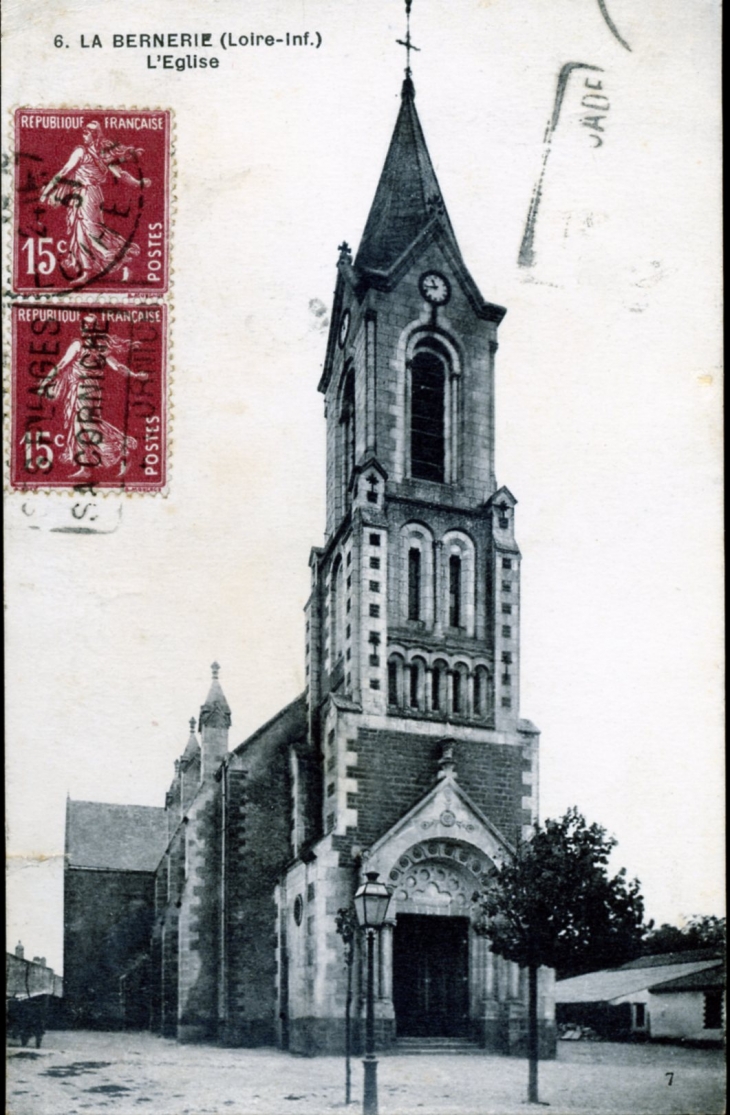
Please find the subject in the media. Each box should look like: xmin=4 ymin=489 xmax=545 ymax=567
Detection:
xmin=6 ymin=1031 xmax=725 ymax=1115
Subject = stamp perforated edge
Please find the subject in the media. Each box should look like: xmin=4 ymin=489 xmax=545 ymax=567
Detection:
xmin=5 ymin=105 xmax=176 ymax=301
xmin=8 ymin=302 xmax=169 ymax=494
xmin=3 ymin=105 xmax=176 ymax=498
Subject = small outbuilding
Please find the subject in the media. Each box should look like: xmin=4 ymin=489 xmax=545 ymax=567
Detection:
xmin=555 ymin=950 xmax=724 ymax=1044
xmin=6 ymin=942 xmax=63 ymax=1001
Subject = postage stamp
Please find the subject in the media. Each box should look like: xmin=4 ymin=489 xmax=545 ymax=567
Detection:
xmin=9 ymin=304 xmax=167 ymax=492
xmin=12 ymin=109 xmax=170 ymax=295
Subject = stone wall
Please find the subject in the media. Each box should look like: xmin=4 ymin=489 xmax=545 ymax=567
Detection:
xmin=176 ymin=781 xmax=221 ymax=1041
xmin=222 ymin=696 xmax=309 ymax=1046
xmin=351 ymin=728 xmax=531 ymax=848
xmin=63 ymin=866 xmax=155 ymax=1029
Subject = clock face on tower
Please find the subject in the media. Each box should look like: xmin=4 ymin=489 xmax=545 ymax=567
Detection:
xmin=419 ymin=270 xmax=451 ymax=306
xmin=338 ymin=308 xmax=351 ymax=348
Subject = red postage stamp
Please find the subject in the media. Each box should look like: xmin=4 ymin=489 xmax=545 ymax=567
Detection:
xmin=10 ymin=305 xmax=167 ymax=492
xmin=13 ymin=109 xmax=170 ymax=295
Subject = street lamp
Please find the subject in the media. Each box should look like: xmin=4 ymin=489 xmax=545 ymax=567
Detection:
xmin=353 ymin=871 xmax=392 ymax=1115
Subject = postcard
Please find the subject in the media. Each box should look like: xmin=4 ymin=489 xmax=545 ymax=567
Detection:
xmin=4 ymin=2 xmax=723 ymax=1113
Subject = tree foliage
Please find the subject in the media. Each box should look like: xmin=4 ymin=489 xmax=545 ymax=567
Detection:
xmin=474 ymin=807 xmax=646 ymax=979
xmin=642 ymin=914 xmax=725 ymax=956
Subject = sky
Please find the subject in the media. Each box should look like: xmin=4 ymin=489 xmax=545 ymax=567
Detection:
xmin=4 ymin=0 xmax=723 ymax=973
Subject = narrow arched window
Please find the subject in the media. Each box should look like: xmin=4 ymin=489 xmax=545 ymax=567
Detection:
xmin=408 ymin=548 xmax=421 ymax=621
xmin=388 ymin=659 xmax=399 ymax=707
xmin=474 ymin=666 xmax=490 ymax=719
xmin=331 ymin=559 xmax=343 ymax=661
xmin=410 ymin=348 xmax=445 ymax=482
xmin=409 ymin=662 xmax=420 ymax=709
xmin=452 ymin=670 xmax=462 ymax=715
xmin=449 ymin=555 xmax=462 ymax=628
xmin=340 ymin=365 xmax=355 ymax=505
xmin=431 ymin=664 xmax=441 ymax=711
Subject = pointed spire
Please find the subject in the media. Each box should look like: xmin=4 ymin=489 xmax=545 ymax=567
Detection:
xmin=199 ymin=661 xmax=231 ymax=730
xmin=182 ymin=716 xmax=200 ymax=762
xmin=354 ymin=74 xmax=456 ymax=274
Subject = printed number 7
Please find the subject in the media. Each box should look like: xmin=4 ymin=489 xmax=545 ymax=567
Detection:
xmin=665 ymin=1072 xmax=674 ymax=1086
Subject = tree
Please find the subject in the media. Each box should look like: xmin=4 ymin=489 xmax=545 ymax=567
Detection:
xmin=642 ymin=914 xmax=725 ymax=956
xmin=473 ymin=807 xmax=645 ymax=1105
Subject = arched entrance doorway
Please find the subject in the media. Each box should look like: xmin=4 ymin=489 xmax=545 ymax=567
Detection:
xmin=385 ymin=838 xmax=494 ymax=1041
xmin=394 ymin=913 xmax=470 ymax=1036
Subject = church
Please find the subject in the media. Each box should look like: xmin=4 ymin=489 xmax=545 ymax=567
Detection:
xmin=64 ymin=59 xmax=556 ymax=1057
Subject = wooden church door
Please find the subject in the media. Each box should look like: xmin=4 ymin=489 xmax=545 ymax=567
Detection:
xmin=393 ymin=914 xmax=470 ymax=1037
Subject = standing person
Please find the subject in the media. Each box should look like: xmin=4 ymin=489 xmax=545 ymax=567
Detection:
xmin=39 ymin=121 xmax=150 ymax=283
xmin=37 ymin=315 xmax=147 ymax=478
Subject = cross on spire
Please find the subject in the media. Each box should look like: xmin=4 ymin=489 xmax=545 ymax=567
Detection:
xmin=396 ymin=0 xmax=420 ymax=78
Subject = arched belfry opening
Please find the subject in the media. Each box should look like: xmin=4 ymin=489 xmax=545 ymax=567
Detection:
xmin=410 ymin=342 xmax=447 ymax=482
xmin=338 ymin=362 xmax=356 ymax=510
xmin=407 ymin=336 xmax=459 ymax=484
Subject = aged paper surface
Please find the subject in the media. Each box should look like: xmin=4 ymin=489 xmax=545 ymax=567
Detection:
xmin=4 ymin=0 xmax=723 ymax=1110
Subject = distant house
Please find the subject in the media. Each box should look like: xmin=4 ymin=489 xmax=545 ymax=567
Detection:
xmin=556 ymin=950 xmax=725 ymax=1043
xmin=6 ymin=942 xmax=63 ymax=1001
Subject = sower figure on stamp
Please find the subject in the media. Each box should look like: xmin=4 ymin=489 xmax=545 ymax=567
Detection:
xmin=37 ymin=315 xmax=147 ymax=479
xmin=39 ymin=121 xmax=151 ymax=284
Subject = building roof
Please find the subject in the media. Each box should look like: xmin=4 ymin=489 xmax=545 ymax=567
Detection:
xmin=555 ymin=957 xmax=724 ymax=1004
xmin=619 ymin=948 xmax=722 ymax=969
xmin=650 ymin=964 xmax=725 ymax=994
xmin=354 ymin=75 xmax=457 ymax=274
xmin=66 ymin=798 xmax=168 ymax=872
xmin=231 ymin=692 xmax=307 ymax=758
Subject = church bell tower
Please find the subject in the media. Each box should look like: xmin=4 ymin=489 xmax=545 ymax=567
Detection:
xmin=284 ymin=17 xmax=553 ymax=1057
xmin=306 ymin=68 xmax=527 ymax=771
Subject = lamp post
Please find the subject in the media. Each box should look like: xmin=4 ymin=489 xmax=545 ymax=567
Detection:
xmin=353 ymin=871 xmax=392 ymax=1115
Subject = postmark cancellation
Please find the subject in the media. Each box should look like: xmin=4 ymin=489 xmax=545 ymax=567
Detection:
xmin=10 ymin=304 xmax=167 ymax=492
xmin=12 ymin=109 xmax=170 ymax=296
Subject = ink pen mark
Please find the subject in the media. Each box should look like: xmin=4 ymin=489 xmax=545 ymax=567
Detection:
xmin=518 ymin=62 xmax=603 ymax=269
xmin=50 ymin=516 xmax=122 ymax=535
xmin=51 ymin=526 xmax=103 ymax=534
xmin=597 ymin=0 xmax=632 ymax=51
xmin=47 ymin=504 xmax=122 ymax=534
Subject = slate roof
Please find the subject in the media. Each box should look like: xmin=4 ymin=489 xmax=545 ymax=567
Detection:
xmin=555 ymin=957 xmax=724 ymax=1004
xmin=619 ymin=948 xmax=722 ymax=970
xmin=651 ymin=964 xmax=725 ymax=993
xmin=66 ymin=799 xmax=168 ymax=873
xmin=232 ymin=692 xmax=307 ymax=758
xmin=354 ymin=75 xmax=456 ymax=274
